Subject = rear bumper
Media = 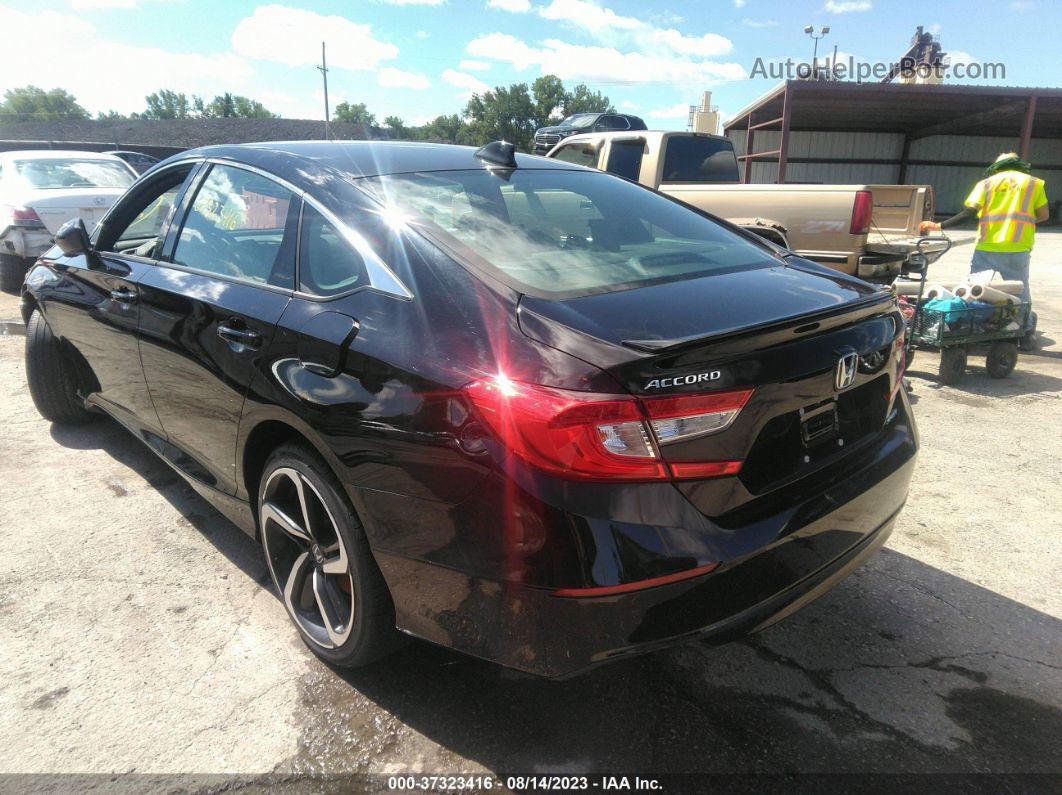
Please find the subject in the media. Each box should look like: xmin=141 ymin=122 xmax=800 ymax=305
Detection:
xmin=1 ymin=227 xmax=52 ymax=260
xmin=373 ymin=394 xmax=918 ymax=678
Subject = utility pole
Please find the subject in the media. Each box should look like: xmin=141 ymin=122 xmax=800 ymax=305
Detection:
xmin=317 ymin=41 xmax=331 ymax=140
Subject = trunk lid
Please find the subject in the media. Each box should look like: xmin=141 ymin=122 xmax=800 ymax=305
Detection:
xmin=21 ymin=187 xmax=127 ymax=234
xmin=518 ymin=258 xmax=903 ymax=507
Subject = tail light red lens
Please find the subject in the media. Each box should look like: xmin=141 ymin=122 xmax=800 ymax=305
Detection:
xmin=0 ymin=204 xmax=44 ymax=229
xmin=464 ymin=376 xmax=750 ymax=482
xmin=849 ymin=190 xmax=873 ymax=235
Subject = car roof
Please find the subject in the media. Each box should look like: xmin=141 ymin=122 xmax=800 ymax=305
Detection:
xmin=0 ymin=149 xmax=129 ymax=162
xmin=165 ymin=140 xmax=587 ymax=180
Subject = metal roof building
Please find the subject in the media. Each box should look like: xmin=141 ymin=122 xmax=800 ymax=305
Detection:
xmin=723 ymin=80 xmax=1062 ymax=214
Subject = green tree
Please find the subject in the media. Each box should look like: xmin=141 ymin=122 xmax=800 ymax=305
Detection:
xmin=416 ymin=113 xmax=465 ymax=143
xmin=563 ymin=84 xmax=613 ymax=115
xmin=143 ymin=89 xmax=193 ymax=120
xmin=462 ymin=83 xmax=538 ymax=151
xmin=333 ymin=102 xmax=376 ymax=127
xmin=0 ymin=86 xmax=89 ymax=122
xmin=96 ymin=110 xmax=132 ymax=121
xmin=383 ymin=115 xmax=406 ymax=138
xmin=531 ymin=75 xmax=567 ymax=126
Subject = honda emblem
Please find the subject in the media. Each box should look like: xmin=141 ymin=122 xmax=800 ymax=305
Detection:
xmin=835 ymin=352 xmax=859 ymax=391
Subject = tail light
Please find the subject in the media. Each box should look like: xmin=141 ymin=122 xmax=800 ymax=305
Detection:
xmin=0 ymin=204 xmax=45 ymax=232
xmin=849 ymin=190 xmax=873 ymax=235
xmin=464 ymin=375 xmax=751 ymax=482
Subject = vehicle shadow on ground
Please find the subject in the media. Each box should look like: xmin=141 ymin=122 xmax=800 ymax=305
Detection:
xmin=321 ymin=551 xmax=1062 ymax=775
xmin=47 ymin=416 xmax=1062 ymax=776
xmin=49 ymin=417 xmax=268 ymax=585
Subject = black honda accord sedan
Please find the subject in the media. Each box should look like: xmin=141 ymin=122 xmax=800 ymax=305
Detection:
xmin=21 ymin=140 xmax=916 ymax=678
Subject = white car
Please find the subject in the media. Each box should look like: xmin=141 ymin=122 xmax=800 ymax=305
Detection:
xmin=0 ymin=150 xmax=138 ymax=292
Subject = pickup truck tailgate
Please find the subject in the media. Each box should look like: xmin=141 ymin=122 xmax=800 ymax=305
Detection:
xmin=870 ymin=185 xmax=933 ymax=236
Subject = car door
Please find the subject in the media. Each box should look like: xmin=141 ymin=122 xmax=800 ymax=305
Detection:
xmin=136 ymin=162 xmax=298 ymax=494
xmin=33 ymin=163 xmax=198 ymax=435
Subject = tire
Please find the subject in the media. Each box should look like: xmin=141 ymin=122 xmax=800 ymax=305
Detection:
xmin=0 ymin=254 xmax=26 ymax=295
xmin=25 ymin=309 xmax=96 ymax=424
xmin=986 ymin=341 xmax=1018 ymax=379
xmin=258 ymin=443 xmax=404 ymax=667
xmin=938 ymin=346 xmax=967 ymax=385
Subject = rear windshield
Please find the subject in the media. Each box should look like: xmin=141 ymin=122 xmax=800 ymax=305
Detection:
xmin=661 ymin=137 xmax=739 ymax=183
xmin=13 ymin=158 xmax=135 ymax=190
xmin=360 ymin=169 xmax=772 ymax=298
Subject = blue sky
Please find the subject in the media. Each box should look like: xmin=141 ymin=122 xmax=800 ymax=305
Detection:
xmin=1 ymin=0 xmax=1057 ymax=129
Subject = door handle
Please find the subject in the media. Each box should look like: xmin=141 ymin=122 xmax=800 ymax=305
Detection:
xmin=110 ymin=287 xmax=137 ymax=305
xmin=217 ymin=324 xmax=262 ymax=348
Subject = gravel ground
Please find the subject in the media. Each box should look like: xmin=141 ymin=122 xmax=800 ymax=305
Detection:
xmin=0 ymin=232 xmax=1059 ymax=782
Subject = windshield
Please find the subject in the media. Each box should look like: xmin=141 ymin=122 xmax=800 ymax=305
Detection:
xmin=13 ymin=158 xmax=135 ymax=190
xmin=360 ymin=169 xmax=773 ymax=298
xmin=560 ymin=114 xmax=597 ymax=129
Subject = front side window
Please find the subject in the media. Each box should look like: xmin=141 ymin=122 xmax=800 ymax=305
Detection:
xmin=299 ymin=204 xmax=368 ymax=296
xmin=172 ymin=164 xmax=298 ymax=288
xmin=360 ymin=169 xmax=772 ymax=297
xmin=605 ymin=141 xmax=644 ymax=181
xmin=13 ymin=158 xmax=135 ymax=189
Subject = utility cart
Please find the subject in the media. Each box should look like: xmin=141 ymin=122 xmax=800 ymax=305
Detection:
xmin=902 ymin=238 xmax=1030 ymax=385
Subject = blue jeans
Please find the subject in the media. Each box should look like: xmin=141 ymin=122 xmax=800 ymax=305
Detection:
xmin=970 ymin=248 xmax=1031 ymax=304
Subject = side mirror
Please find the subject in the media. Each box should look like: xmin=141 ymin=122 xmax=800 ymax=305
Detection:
xmin=54 ymin=218 xmax=93 ymax=257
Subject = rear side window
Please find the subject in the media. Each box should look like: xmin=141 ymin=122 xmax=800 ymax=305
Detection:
xmin=627 ymin=116 xmax=648 ymax=131
xmin=298 ymin=203 xmax=368 ymax=296
xmin=605 ymin=141 xmax=643 ymax=181
xmin=172 ymin=164 xmax=298 ymax=288
xmin=661 ymin=137 xmax=739 ymax=183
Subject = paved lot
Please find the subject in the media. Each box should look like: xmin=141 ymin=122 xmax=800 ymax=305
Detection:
xmin=1 ymin=232 xmax=1060 ymax=780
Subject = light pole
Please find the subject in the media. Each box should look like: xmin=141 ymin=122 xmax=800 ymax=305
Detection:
xmin=317 ymin=41 xmax=331 ymax=140
xmin=804 ymin=25 xmax=831 ymax=76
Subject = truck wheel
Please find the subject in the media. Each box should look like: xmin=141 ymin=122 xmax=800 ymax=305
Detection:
xmin=0 ymin=254 xmax=26 ymax=294
xmin=986 ymin=341 xmax=1018 ymax=379
xmin=938 ymin=346 xmax=967 ymax=385
xmin=25 ymin=309 xmax=97 ymax=424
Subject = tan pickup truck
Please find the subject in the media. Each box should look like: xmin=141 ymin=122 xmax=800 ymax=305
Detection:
xmin=545 ymin=130 xmax=945 ymax=281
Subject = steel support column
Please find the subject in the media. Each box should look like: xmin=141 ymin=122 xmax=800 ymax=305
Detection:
xmin=898 ymin=133 xmax=911 ymax=184
xmin=777 ymin=85 xmax=793 ymax=183
xmin=1019 ymin=95 xmax=1037 ymax=160
xmin=743 ymin=114 xmax=755 ymax=183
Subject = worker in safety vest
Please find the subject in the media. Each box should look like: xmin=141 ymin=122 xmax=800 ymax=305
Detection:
xmin=921 ymin=152 xmax=1049 ymax=307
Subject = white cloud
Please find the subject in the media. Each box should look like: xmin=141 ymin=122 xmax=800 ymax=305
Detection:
xmin=459 ymin=59 xmax=492 ymax=71
xmin=69 ymin=0 xmax=137 ymax=8
xmin=378 ymin=67 xmax=432 ymax=90
xmin=415 ymin=30 xmax=429 ymax=38
xmin=377 ymin=0 xmax=445 ymax=5
xmin=927 ymin=23 xmax=941 ymax=34
xmin=648 ymin=102 xmax=689 ymax=119
xmin=232 ymin=5 xmax=398 ymax=72
xmin=442 ymin=68 xmax=490 ymax=99
xmin=733 ymin=0 xmax=746 ymax=6
xmin=742 ymin=18 xmax=779 ymax=28
xmin=947 ymin=49 xmax=977 ymax=66
xmin=640 ymin=28 xmax=732 ymax=57
xmin=0 ymin=5 xmax=253 ymax=116
xmin=487 ymin=0 xmax=530 ymax=10
xmin=466 ymin=33 xmax=746 ymax=84
xmin=539 ymin=0 xmax=641 ymax=32
xmin=824 ymin=0 xmax=872 ymax=12
xmin=620 ymin=100 xmax=639 ymax=110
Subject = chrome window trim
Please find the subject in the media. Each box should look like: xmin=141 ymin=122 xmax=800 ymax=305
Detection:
xmin=201 ymin=157 xmax=414 ymax=302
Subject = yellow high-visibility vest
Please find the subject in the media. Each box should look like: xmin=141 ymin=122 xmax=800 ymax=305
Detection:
xmin=965 ymin=170 xmax=1047 ymax=253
